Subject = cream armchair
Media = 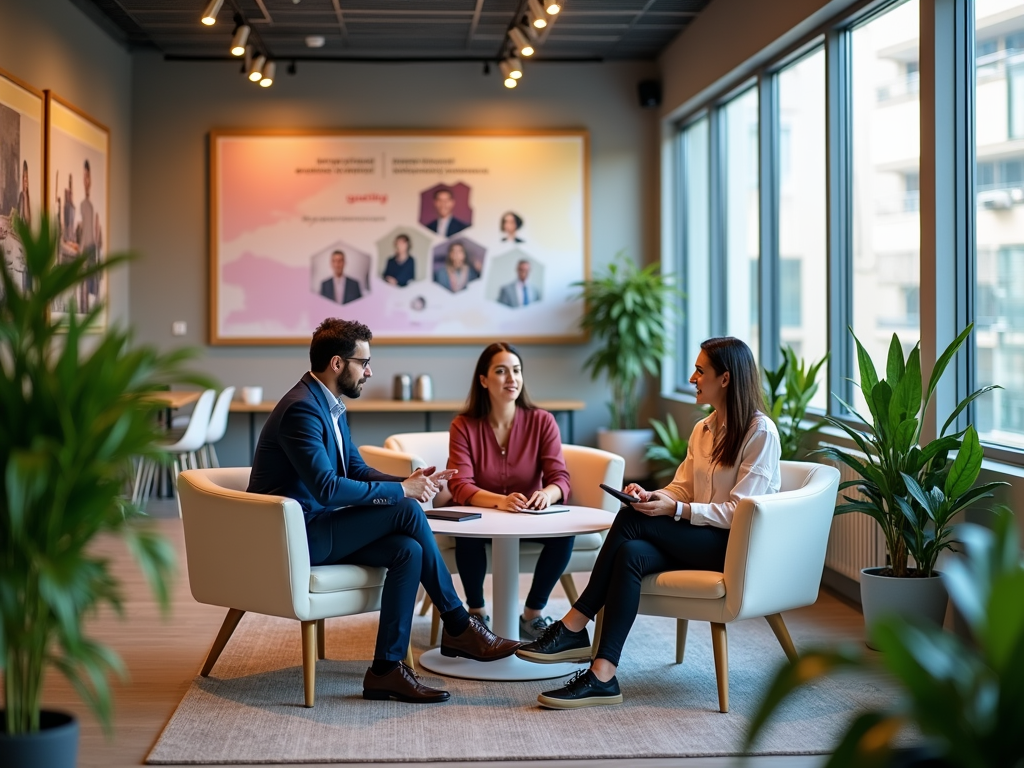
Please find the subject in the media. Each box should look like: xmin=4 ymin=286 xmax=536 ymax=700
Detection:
xmin=634 ymin=460 xmax=840 ymax=713
xmin=177 ymin=467 xmax=413 ymax=708
xmin=359 ymin=432 xmax=625 ymax=643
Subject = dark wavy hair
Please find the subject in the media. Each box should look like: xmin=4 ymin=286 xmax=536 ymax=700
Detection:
xmin=309 ymin=318 xmax=372 ymax=372
xmin=700 ymin=336 xmax=765 ymax=467
xmin=461 ymin=341 xmax=536 ymax=419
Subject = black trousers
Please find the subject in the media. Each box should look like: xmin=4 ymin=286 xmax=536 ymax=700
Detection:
xmin=454 ymin=535 xmax=575 ymax=611
xmin=305 ymin=498 xmax=463 ymax=662
xmin=574 ymin=505 xmax=730 ymax=667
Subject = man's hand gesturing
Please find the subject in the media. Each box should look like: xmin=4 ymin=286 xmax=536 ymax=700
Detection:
xmin=401 ymin=467 xmax=439 ymax=503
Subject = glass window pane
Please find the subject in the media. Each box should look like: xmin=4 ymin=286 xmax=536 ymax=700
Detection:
xmin=681 ymin=117 xmax=711 ymax=376
xmin=976 ymin=0 xmax=1024 ymax=449
xmin=722 ymin=87 xmax=760 ymax=361
xmin=777 ymin=47 xmax=828 ymax=409
xmin=850 ymin=0 xmax=921 ymax=414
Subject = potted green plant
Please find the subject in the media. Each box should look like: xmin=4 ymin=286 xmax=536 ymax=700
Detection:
xmin=817 ymin=327 xmax=1005 ymax=645
xmin=573 ymin=251 xmax=680 ymax=478
xmin=1 ymin=218 xmax=204 ymax=765
xmin=763 ymin=346 xmax=829 ymax=460
xmin=745 ymin=509 xmax=1024 ymax=767
xmin=644 ymin=414 xmax=689 ymax=483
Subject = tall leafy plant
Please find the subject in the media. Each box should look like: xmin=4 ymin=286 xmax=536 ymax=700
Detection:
xmin=817 ymin=326 xmax=1004 ymax=577
xmin=573 ymin=251 xmax=680 ymax=430
xmin=1 ymin=217 xmax=205 ymax=735
xmin=763 ymin=346 xmax=829 ymax=460
xmin=745 ymin=509 xmax=1024 ymax=767
xmin=644 ymin=414 xmax=689 ymax=482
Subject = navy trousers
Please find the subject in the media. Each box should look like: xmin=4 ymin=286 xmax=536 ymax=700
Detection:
xmin=305 ymin=498 xmax=463 ymax=662
xmin=574 ymin=505 xmax=730 ymax=666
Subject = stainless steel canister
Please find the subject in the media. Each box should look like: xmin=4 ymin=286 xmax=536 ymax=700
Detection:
xmin=393 ymin=373 xmax=412 ymax=401
xmin=413 ymin=374 xmax=433 ymax=401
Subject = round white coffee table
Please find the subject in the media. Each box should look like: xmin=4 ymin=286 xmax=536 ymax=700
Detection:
xmin=419 ymin=504 xmax=614 ymax=682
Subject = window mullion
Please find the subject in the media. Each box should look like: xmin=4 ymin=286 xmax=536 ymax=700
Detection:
xmin=759 ymin=72 xmax=781 ymax=371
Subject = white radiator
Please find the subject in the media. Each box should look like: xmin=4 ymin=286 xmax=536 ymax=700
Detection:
xmin=820 ymin=450 xmax=887 ymax=582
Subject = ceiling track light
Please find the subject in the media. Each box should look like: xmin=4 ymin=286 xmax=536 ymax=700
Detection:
xmin=528 ymin=0 xmax=548 ymax=29
xmin=503 ymin=77 xmax=518 ymax=89
xmin=545 ymin=2 xmax=561 ymax=14
xmin=509 ymin=26 xmax=534 ymax=57
xmin=248 ymin=54 xmax=266 ymax=82
xmin=200 ymin=0 xmax=223 ymax=25
xmin=260 ymin=61 xmax=276 ymax=87
xmin=230 ymin=24 xmax=250 ymax=56
xmin=500 ymin=57 xmax=523 ymax=79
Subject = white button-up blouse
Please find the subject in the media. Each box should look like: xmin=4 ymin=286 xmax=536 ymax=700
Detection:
xmin=660 ymin=410 xmax=781 ymax=529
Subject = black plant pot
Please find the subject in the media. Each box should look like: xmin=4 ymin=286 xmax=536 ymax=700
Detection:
xmin=0 ymin=711 xmax=79 ymax=768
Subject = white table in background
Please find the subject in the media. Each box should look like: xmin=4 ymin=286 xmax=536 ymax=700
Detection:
xmin=419 ymin=505 xmax=614 ymax=682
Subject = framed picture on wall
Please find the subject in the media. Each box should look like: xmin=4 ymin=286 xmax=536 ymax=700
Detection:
xmin=0 ymin=66 xmax=44 ymax=303
xmin=209 ymin=130 xmax=590 ymax=345
xmin=45 ymin=91 xmax=110 ymax=330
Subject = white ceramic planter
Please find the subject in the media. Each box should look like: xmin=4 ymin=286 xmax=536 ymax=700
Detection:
xmin=597 ymin=428 xmax=654 ymax=481
xmin=860 ymin=567 xmax=948 ymax=651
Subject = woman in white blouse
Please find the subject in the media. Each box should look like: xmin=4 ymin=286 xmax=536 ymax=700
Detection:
xmin=517 ymin=337 xmax=781 ymax=709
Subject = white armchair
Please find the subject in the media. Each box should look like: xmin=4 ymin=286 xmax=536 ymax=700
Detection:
xmin=635 ymin=461 xmax=840 ymax=713
xmin=177 ymin=467 xmax=413 ymax=708
xmin=359 ymin=433 xmax=625 ymax=643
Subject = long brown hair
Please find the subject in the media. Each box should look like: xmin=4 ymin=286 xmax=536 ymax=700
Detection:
xmin=461 ymin=341 xmax=536 ymax=419
xmin=701 ymin=337 xmax=765 ymax=467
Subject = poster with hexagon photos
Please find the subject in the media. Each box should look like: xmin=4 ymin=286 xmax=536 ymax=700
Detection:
xmin=209 ymin=130 xmax=589 ymax=344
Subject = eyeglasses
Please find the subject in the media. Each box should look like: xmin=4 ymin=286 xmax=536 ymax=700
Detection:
xmin=343 ymin=357 xmax=372 ymax=371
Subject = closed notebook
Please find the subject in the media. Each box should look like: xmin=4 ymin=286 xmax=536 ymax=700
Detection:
xmin=426 ymin=509 xmax=481 ymax=522
xmin=518 ymin=505 xmax=571 ymax=514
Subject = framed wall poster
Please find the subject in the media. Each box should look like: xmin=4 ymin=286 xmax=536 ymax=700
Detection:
xmin=0 ymin=66 xmax=44 ymax=303
xmin=209 ymin=130 xmax=589 ymax=345
xmin=45 ymin=92 xmax=110 ymax=329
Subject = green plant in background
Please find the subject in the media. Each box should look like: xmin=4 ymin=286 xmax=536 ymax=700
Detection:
xmin=817 ymin=326 xmax=1004 ymax=578
xmin=0 ymin=217 xmax=208 ymax=735
xmin=573 ymin=251 xmax=681 ymax=430
xmin=644 ymin=414 xmax=689 ymax=482
xmin=744 ymin=508 xmax=1024 ymax=767
xmin=763 ymin=346 xmax=830 ymax=460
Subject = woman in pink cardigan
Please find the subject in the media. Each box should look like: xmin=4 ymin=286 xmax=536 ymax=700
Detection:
xmin=446 ymin=342 xmax=573 ymax=641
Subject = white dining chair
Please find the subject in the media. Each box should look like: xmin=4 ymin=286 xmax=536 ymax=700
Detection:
xmin=200 ymin=386 xmax=236 ymax=468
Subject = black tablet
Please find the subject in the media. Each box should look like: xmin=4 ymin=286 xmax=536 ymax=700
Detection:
xmin=426 ymin=509 xmax=482 ymax=522
xmin=599 ymin=483 xmax=639 ymax=506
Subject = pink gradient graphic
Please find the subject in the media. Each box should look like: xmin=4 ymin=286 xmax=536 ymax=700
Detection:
xmin=218 ymin=139 xmax=337 ymax=244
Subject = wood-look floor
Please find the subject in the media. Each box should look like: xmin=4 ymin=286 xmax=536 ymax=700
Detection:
xmin=39 ymin=507 xmax=866 ymax=768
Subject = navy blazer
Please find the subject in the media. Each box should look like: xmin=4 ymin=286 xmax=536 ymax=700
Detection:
xmin=247 ymin=373 xmax=404 ymax=523
xmin=320 ymin=276 xmax=362 ymax=304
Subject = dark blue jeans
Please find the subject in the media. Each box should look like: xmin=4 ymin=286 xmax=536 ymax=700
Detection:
xmin=575 ymin=505 xmax=729 ymax=666
xmin=454 ymin=535 xmax=575 ymax=611
xmin=306 ymin=498 xmax=463 ymax=662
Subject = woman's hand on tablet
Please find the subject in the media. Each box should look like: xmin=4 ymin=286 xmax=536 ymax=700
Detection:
xmin=632 ymin=491 xmax=677 ymax=517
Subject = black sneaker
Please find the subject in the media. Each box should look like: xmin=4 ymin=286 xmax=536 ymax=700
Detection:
xmin=515 ymin=619 xmax=592 ymax=664
xmin=537 ymin=669 xmax=623 ymax=709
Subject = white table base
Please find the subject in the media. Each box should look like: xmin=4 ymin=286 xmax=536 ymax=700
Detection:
xmin=417 ymin=648 xmax=585 ymax=681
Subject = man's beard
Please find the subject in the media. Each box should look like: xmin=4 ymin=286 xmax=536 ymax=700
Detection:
xmin=339 ymin=369 xmax=365 ymax=399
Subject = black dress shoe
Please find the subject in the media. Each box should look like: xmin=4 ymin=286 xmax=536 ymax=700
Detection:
xmin=440 ymin=615 xmax=521 ymax=662
xmin=516 ymin=619 xmax=592 ymax=664
xmin=362 ymin=662 xmax=450 ymax=703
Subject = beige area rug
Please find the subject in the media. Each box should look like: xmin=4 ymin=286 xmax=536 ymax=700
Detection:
xmin=147 ymin=600 xmax=891 ymax=764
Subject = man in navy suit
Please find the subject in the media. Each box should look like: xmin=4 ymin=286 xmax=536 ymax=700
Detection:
xmin=248 ymin=318 xmax=519 ymax=703
xmin=320 ymin=250 xmax=362 ymax=304
xmin=424 ymin=188 xmax=469 ymax=237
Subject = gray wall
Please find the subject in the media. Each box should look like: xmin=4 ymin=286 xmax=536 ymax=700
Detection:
xmin=0 ymin=0 xmax=133 ymax=325
xmin=128 ymin=53 xmax=659 ymax=464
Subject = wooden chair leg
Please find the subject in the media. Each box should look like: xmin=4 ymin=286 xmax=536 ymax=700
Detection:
xmin=316 ymin=618 xmax=326 ymax=660
xmin=404 ymin=643 xmax=415 ymax=670
xmin=675 ymin=619 xmax=689 ymax=664
xmin=710 ymin=622 xmax=729 ymax=713
xmin=301 ymin=620 xmax=317 ymax=708
xmin=765 ymin=613 xmax=798 ymax=662
xmin=591 ymin=608 xmax=605 ymax=659
xmin=201 ymin=608 xmax=245 ymax=677
xmin=559 ymin=573 xmax=579 ymax=604
xmin=429 ymin=605 xmax=441 ymax=646
xmin=418 ymin=588 xmax=432 ymax=616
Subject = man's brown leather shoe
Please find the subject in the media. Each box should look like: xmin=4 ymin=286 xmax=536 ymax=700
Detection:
xmin=440 ymin=615 xmax=521 ymax=662
xmin=362 ymin=662 xmax=450 ymax=703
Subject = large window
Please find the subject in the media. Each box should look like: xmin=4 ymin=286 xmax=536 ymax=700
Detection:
xmin=976 ymin=0 xmax=1024 ymax=449
xmin=850 ymin=0 xmax=921 ymax=413
xmin=722 ymin=87 xmax=760 ymax=358
xmin=680 ymin=117 xmax=711 ymax=376
xmin=777 ymin=47 xmax=827 ymax=408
